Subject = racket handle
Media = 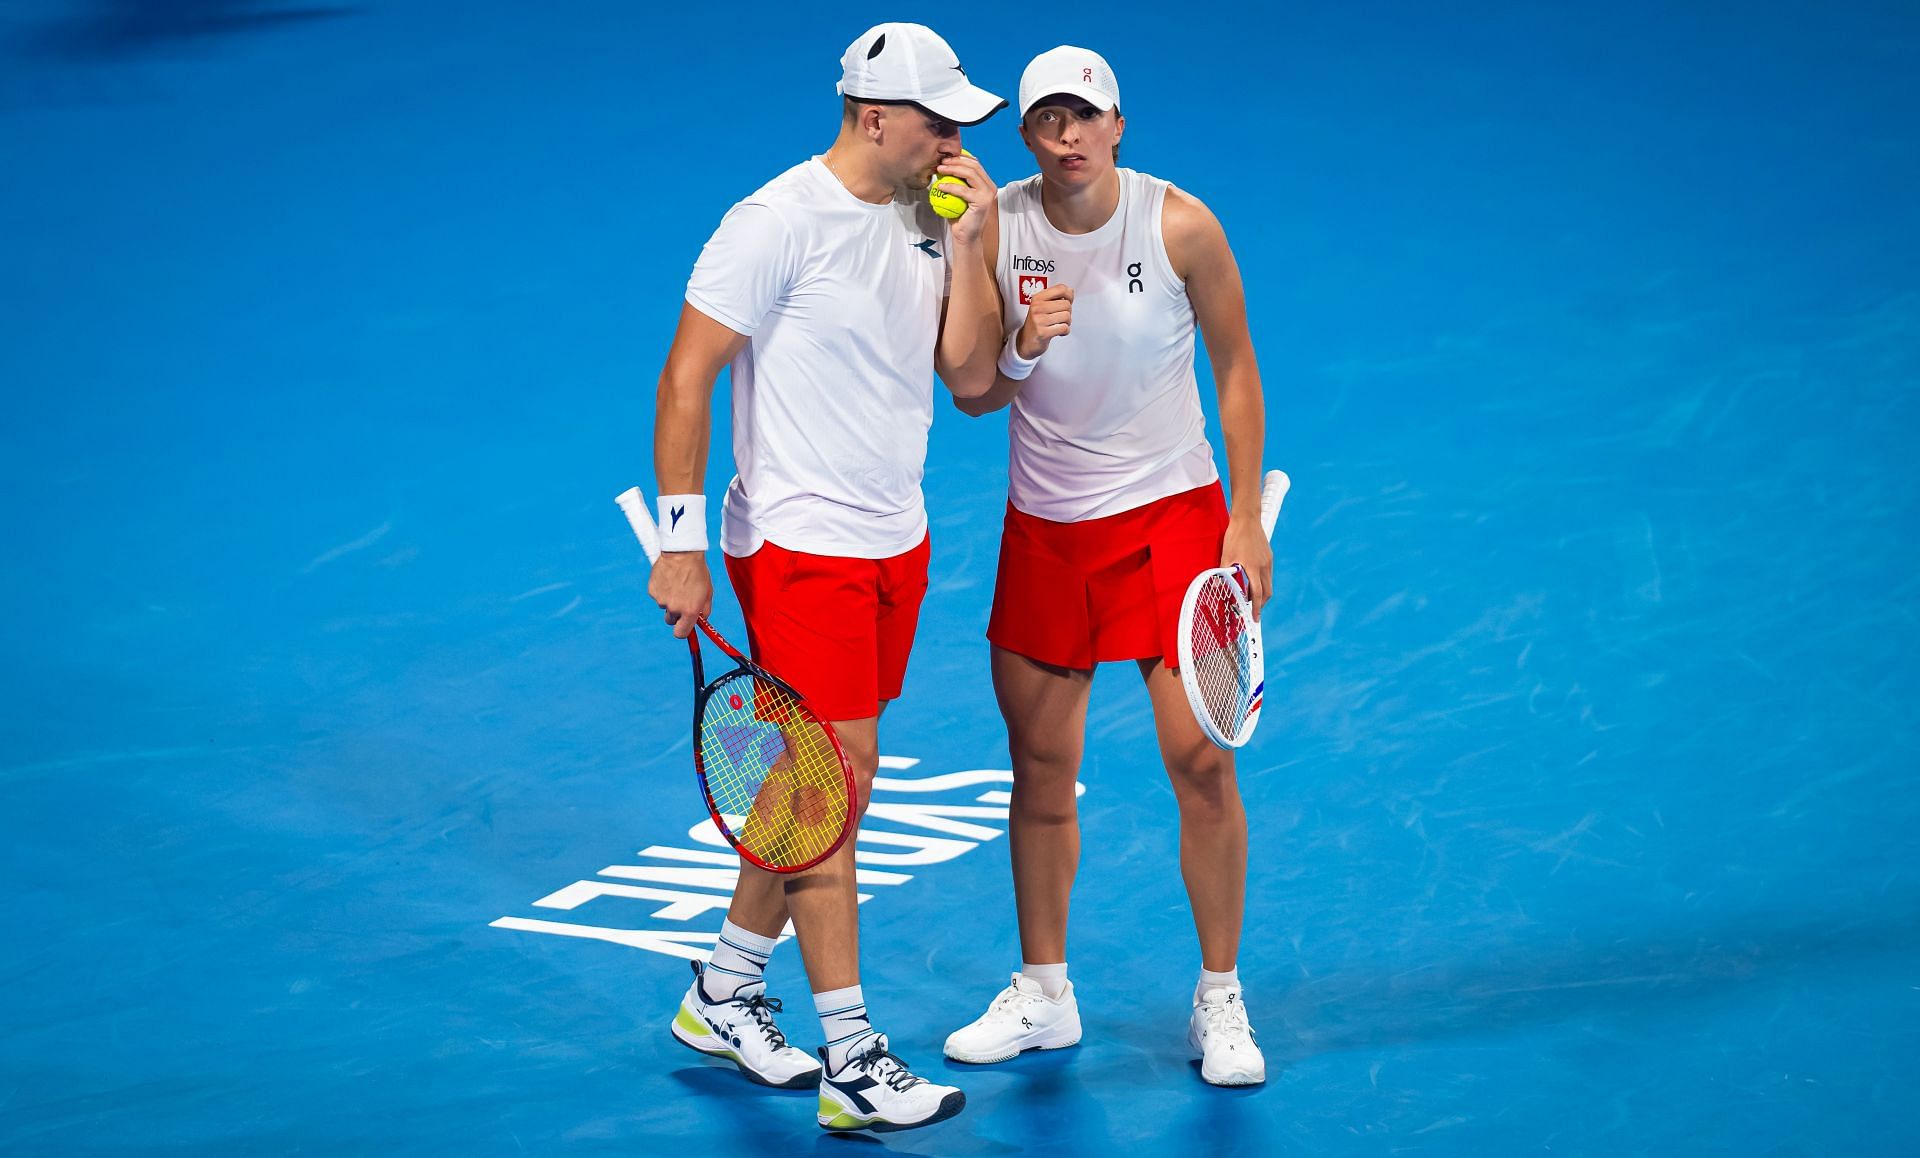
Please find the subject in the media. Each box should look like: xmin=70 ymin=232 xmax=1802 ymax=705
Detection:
xmin=615 ymin=486 xmax=662 ymax=564
xmin=1258 ymin=469 xmax=1291 ymax=540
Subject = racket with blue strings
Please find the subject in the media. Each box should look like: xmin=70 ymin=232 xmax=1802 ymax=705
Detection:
xmin=616 ymin=487 xmax=855 ymax=873
xmin=1177 ymin=470 xmax=1290 ymax=749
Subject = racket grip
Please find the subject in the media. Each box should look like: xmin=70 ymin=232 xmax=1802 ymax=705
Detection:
xmin=1259 ymin=469 xmax=1291 ymax=540
xmin=615 ymin=487 xmax=662 ymax=564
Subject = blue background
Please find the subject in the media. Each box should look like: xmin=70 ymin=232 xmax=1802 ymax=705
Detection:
xmin=2 ymin=0 xmax=1916 ymax=1153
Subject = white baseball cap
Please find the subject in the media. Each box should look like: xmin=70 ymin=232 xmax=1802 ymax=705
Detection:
xmin=1018 ymin=45 xmax=1122 ymax=117
xmin=837 ymin=23 xmax=1007 ymax=127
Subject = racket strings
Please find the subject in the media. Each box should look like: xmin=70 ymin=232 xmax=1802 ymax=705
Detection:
xmin=1188 ymin=576 xmax=1253 ymax=739
xmin=698 ymin=671 xmax=850 ymax=868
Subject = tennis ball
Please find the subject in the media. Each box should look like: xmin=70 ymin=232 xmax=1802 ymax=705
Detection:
xmin=929 ymin=149 xmax=973 ymax=220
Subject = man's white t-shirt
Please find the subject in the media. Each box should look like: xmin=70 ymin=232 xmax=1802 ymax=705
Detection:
xmin=686 ymin=157 xmax=953 ymax=559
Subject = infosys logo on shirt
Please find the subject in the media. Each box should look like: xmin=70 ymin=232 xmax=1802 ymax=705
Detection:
xmin=1012 ymin=254 xmax=1055 ymax=305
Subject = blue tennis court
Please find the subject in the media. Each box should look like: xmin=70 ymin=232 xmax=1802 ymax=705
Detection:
xmin=3 ymin=1 xmax=1916 ymax=1153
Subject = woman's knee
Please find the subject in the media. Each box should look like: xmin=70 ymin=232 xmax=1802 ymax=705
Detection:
xmin=1167 ymin=750 xmax=1239 ymax=813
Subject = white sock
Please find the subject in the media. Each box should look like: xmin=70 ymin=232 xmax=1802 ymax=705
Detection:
xmin=1195 ymin=966 xmax=1241 ymax=1004
xmin=1021 ymin=961 xmax=1069 ymax=1000
xmin=701 ymin=919 xmax=777 ymax=1001
xmin=815 ymin=985 xmax=879 ymax=1072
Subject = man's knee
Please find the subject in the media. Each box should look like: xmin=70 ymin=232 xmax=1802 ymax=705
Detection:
xmin=832 ymin=724 xmax=881 ymax=816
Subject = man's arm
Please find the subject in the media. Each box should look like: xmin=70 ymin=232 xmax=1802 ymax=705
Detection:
xmin=650 ymin=303 xmax=750 ymax=638
xmin=951 ymin=280 xmax=1074 ymax=416
xmin=951 ymin=194 xmax=1074 ymax=418
xmin=933 ymin=153 xmax=1003 ymax=399
xmin=1166 ymin=188 xmax=1273 ymax=614
xmin=950 ymin=368 xmax=1026 ymax=417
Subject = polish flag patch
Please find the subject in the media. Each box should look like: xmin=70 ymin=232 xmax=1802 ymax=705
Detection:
xmin=1018 ymin=274 xmax=1048 ymax=305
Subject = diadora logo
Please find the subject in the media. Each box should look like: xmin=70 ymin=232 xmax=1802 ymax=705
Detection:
xmin=1018 ymin=274 xmax=1048 ymax=305
xmin=492 ymin=757 xmax=1086 ymax=961
xmin=913 ymin=238 xmax=941 ymax=258
xmin=707 ymin=1015 xmax=742 ymax=1048
xmin=1011 ymin=253 xmax=1056 ymax=274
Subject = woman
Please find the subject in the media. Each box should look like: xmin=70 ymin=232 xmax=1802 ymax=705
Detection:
xmin=941 ymin=45 xmax=1273 ymax=1087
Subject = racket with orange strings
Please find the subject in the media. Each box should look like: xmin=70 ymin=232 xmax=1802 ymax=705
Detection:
xmin=616 ymin=488 xmax=856 ymax=873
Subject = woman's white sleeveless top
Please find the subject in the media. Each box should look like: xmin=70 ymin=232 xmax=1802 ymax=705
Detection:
xmin=994 ymin=168 xmax=1217 ymax=522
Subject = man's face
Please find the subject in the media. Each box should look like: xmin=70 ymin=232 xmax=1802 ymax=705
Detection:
xmin=883 ymin=105 xmax=962 ymax=190
xmin=1020 ymin=95 xmax=1122 ymax=183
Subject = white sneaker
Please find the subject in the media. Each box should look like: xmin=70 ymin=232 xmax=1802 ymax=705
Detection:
xmin=943 ymin=973 xmax=1083 ymax=1064
xmin=1189 ymin=987 xmax=1266 ymax=1086
xmin=670 ymin=962 xmax=821 ymax=1089
xmin=817 ymin=1034 xmax=966 ymax=1132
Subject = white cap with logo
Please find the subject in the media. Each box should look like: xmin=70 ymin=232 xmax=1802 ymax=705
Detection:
xmin=1018 ymin=45 xmax=1122 ymax=117
xmin=837 ymin=23 xmax=1008 ymax=126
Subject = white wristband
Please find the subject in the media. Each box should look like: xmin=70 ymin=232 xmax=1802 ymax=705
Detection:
xmin=997 ymin=332 xmax=1041 ymax=381
xmin=656 ymin=494 xmax=708 ymax=552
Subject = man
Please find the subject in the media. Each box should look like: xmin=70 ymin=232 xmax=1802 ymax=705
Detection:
xmin=645 ymin=23 xmax=1006 ymax=1133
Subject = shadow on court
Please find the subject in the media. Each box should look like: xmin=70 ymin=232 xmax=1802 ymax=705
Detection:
xmin=13 ymin=0 xmax=357 ymax=61
xmin=1252 ymin=907 xmax=1920 ymax=1062
xmin=665 ymin=1064 xmax=813 ymax=1100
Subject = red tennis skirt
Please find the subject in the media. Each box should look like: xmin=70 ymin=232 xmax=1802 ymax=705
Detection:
xmin=988 ymin=483 xmax=1229 ymax=669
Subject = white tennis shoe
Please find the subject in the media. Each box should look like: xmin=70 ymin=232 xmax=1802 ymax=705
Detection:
xmin=943 ymin=973 xmax=1083 ymax=1064
xmin=817 ymin=1034 xmax=966 ymax=1132
xmin=670 ymin=962 xmax=821 ymax=1089
xmin=1189 ymin=986 xmax=1266 ymax=1086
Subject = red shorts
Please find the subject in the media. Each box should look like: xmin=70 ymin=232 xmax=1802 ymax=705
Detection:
xmin=724 ymin=535 xmax=931 ymax=722
xmin=988 ymin=483 xmax=1229 ymax=669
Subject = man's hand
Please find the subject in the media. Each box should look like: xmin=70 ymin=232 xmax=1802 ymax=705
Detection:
xmin=937 ymin=152 xmax=998 ymax=249
xmin=649 ymin=552 xmax=713 ymax=638
xmin=1016 ymin=284 xmax=1074 ymax=359
xmin=1221 ymin=517 xmax=1273 ymax=618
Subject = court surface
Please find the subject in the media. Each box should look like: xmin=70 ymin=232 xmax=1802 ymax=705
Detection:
xmin=2 ymin=1 xmax=1916 ymax=1154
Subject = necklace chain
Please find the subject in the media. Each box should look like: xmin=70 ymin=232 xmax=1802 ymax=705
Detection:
xmin=824 ymin=151 xmax=889 ymax=204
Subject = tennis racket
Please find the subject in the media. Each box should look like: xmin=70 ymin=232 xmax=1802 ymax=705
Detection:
xmin=615 ymin=487 xmax=856 ymax=873
xmin=1176 ymin=470 xmax=1290 ymax=750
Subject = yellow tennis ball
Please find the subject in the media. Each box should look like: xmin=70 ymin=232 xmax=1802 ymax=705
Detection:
xmin=929 ymin=149 xmax=972 ymax=220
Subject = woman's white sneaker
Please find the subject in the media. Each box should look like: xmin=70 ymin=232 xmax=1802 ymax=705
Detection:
xmin=669 ymin=962 xmax=821 ymax=1089
xmin=1189 ymin=987 xmax=1266 ymax=1086
xmin=817 ymin=1034 xmax=966 ymax=1132
xmin=943 ymin=973 xmax=1083 ymax=1064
